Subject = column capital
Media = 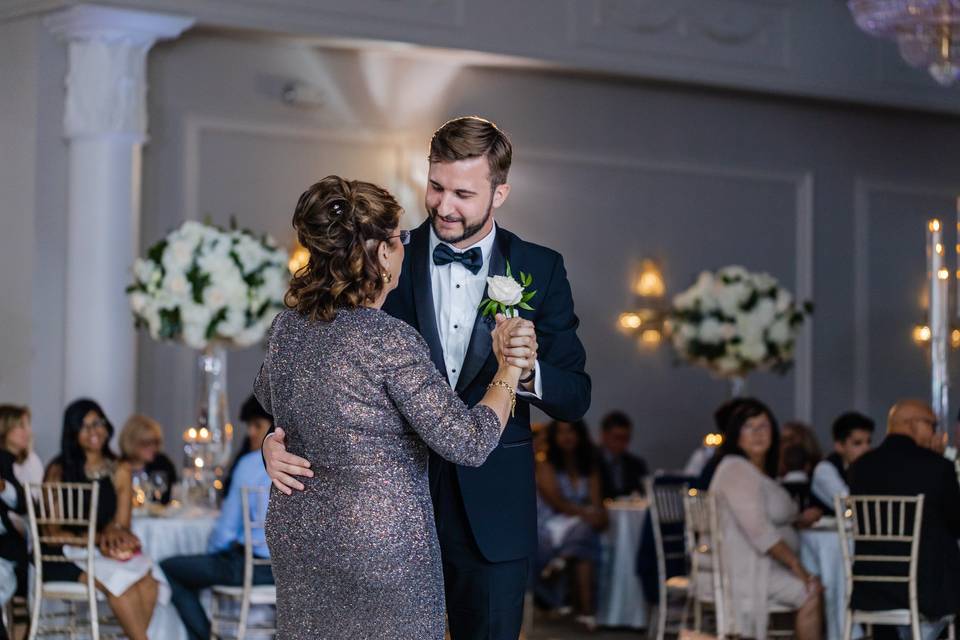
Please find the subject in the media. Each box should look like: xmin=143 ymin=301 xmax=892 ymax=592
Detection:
xmin=45 ymin=4 xmax=193 ymax=139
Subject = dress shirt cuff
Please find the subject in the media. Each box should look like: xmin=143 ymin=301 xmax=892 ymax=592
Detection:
xmin=516 ymin=360 xmax=543 ymax=400
xmin=0 ymin=481 xmax=18 ymax=510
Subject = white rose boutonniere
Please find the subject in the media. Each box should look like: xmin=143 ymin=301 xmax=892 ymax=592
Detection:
xmin=480 ymin=261 xmax=536 ymax=318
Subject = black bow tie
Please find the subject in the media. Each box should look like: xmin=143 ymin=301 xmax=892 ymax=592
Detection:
xmin=433 ymin=244 xmax=483 ymax=275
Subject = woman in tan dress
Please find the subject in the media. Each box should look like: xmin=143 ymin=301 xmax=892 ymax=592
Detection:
xmin=256 ymin=176 xmax=531 ymax=639
xmin=709 ymin=399 xmax=824 ymax=639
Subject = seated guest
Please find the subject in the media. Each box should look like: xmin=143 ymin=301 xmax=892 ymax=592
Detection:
xmin=848 ymin=400 xmax=960 ymax=640
xmin=0 ymin=408 xmax=27 ymax=640
xmin=781 ymin=444 xmax=815 ymax=510
xmin=780 ymin=420 xmax=822 ymax=478
xmin=44 ymin=399 xmax=157 ymax=640
xmin=160 ymin=448 xmax=273 ymax=640
xmin=709 ymin=399 xmax=823 ymax=640
xmin=535 ymin=420 xmax=608 ymax=630
xmin=690 ymin=397 xmax=749 ymax=489
xmin=597 ymin=411 xmax=649 ymax=498
xmin=0 ymin=405 xmax=43 ymax=488
xmin=119 ymin=414 xmax=178 ymax=504
xmin=222 ymin=395 xmax=273 ymax=497
xmin=810 ymin=411 xmax=874 ymax=515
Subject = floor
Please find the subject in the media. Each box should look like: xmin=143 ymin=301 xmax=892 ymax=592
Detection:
xmin=526 ymin=613 xmax=648 ymax=640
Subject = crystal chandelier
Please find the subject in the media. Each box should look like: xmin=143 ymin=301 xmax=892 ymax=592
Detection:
xmin=849 ymin=0 xmax=960 ymax=86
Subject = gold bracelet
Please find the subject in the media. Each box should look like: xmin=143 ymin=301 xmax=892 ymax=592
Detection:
xmin=488 ymin=379 xmax=516 ymax=418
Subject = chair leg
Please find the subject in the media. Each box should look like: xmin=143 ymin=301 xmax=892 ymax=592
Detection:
xmin=27 ymin=594 xmax=40 ymax=640
xmin=210 ymin=593 xmax=219 ymax=640
xmin=656 ymin=583 xmax=667 ymax=640
xmin=911 ymin=616 xmax=922 ymax=640
xmin=238 ymin=596 xmax=250 ymax=640
xmin=842 ymin=611 xmax=854 ymax=640
xmin=694 ymin=598 xmax=703 ymax=632
xmin=89 ymin=591 xmax=100 ymax=640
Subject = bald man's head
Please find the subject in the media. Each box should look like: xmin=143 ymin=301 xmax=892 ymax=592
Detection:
xmin=887 ymin=399 xmax=937 ymax=446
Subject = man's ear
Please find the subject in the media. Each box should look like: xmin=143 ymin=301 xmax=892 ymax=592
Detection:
xmin=492 ymin=183 xmax=511 ymax=210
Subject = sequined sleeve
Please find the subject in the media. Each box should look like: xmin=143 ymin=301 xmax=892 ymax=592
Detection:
xmin=383 ymin=322 xmax=502 ymax=467
xmin=253 ymin=317 xmax=277 ymax=414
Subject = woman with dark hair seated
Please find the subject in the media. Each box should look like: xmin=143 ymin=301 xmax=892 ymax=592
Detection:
xmin=535 ymin=419 xmax=608 ymax=629
xmin=42 ymin=399 xmax=157 ymax=640
xmin=708 ymin=399 xmax=823 ymax=640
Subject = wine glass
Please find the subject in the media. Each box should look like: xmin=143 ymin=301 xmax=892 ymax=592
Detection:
xmin=150 ymin=470 xmax=169 ymax=504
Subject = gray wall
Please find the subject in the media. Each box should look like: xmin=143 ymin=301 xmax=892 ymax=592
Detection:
xmin=136 ymin=32 xmax=960 ymax=470
xmin=0 ymin=16 xmax=69 ymax=460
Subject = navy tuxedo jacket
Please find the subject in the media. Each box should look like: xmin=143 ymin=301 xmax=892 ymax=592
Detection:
xmin=383 ymin=221 xmax=591 ymax=562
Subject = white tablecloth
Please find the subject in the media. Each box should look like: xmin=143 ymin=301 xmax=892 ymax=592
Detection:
xmin=597 ymin=501 xmax=648 ymax=629
xmin=800 ymin=527 xmax=862 ymax=640
xmin=132 ymin=508 xmax=218 ymax=640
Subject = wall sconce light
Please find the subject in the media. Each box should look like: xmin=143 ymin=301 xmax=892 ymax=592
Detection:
xmin=618 ymin=259 xmax=667 ymax=348
xmin=913 ymin=323 xmax=960 ymax=349
xmin=289 ymin=241 xmax=309 ymax=275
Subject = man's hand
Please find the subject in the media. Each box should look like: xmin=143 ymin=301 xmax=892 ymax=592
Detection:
xmin=506 ymin=319 xmax=538 ymax=390
xmin=264 ymin=427 xmax=313 ymax=495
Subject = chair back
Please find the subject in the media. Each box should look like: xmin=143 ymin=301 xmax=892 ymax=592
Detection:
xmin=683 ymin=489 xmax=728 ymax=637
xmin=646 ymin=476 xmax=689 ymax=583
xmin=240 ymin=486 xmax=271 ymax=591
xmin=835 ymin=494 xmax=924 ymax=617
xmin=26 ymin=482 xmax=99 ymax=587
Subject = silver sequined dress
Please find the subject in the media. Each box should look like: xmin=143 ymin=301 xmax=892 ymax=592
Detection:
xmin=254 ymin=307 xmax=502 ymax=639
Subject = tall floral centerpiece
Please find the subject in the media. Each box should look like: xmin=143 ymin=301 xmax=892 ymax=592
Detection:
xmin=127 ymin=220 xmax=289 ymax=494
xmin=667 ymin=266 xmax=812 ymax=396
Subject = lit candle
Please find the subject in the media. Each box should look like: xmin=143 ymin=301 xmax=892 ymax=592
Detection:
xmin=929 ymin=218 xmax=949 ymax=431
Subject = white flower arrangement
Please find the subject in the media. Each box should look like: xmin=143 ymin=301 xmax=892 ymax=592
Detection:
xmin=127 ymin=220 xmax=290 ymax=350
xmin=667 ymin=266 xmax=812 ymax=378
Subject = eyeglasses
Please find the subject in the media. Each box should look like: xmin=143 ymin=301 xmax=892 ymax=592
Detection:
xmin=80 ymin=418 xmax=107 ymax=432
xmin=389 ymin=230 xmax=411 ymax=246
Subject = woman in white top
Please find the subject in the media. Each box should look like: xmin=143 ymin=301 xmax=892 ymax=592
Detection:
xmin=709 ymin=399 xmax=824 ymax=639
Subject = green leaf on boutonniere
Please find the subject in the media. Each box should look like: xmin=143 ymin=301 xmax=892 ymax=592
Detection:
xmin=518 ymin=302 xmax=534 ymax=311
xmin=505 ymin=261 xmax=513 ymax=279
xmin=521 ymin=290 xmax=537 ymax=302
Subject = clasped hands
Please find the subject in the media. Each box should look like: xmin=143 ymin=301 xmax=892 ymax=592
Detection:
xmin=98 ymin=525 xmax=141 ymax=560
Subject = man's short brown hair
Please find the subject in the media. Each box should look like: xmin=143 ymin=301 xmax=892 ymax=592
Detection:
xmin=429 ymin=116 xmax=512 ymax=187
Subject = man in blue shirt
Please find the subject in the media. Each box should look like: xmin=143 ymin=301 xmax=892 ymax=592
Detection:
xmin=160 ymin=451 xmax=273 ymax=640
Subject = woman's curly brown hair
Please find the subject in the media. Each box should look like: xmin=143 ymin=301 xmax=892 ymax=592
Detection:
xmin=286 ymin=176 xmax=403 ymax=321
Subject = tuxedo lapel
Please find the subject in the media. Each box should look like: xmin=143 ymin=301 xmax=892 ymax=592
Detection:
xmin=454 ymin=229 xmax=512 ymax=394
xmin=409 ymin=222 xmax=448 ymax=383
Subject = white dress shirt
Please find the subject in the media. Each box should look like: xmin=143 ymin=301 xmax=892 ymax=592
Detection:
xmin=810 ymin=459 xmax=849 ymax=508
xmin=428 ymin=224 xmax=541 ymax=398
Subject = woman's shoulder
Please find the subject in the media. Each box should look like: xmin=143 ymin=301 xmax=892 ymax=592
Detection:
xmin=712 ymin=455 xmax=758 ymax=485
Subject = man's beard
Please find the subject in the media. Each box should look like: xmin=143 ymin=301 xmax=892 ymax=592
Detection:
xmin=428 ymin=198 xmax=494 ymax=245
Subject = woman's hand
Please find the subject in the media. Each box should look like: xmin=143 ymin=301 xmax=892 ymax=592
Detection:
xmin=795 ymin=506 xmax=823 ymax=529
xmin=99 ymin=527 xmax=140 ymax=559
xmin=491 ymin=314 xmax=534 ymax=371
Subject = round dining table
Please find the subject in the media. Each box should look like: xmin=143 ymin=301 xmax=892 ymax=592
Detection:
xmin=597 ymin=498 xmax=649 ymax=629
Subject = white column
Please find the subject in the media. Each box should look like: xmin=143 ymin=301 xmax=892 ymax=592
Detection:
xmin=46 ymin=5 xmax=193 ymax=424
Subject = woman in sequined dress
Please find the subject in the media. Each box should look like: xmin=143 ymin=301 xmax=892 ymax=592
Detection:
xmin=255 ymin=176 xmax=529 ymax=639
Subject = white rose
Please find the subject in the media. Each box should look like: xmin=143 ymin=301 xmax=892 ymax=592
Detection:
xmin=768 ymin=317 xmax=793 ymax=345
xmin=698 ymin=318 xmax=727 ymax=344
xmin=753 ymin=298 xmax=777 ymax=328
xmin=144 ymin=305 xmax=162 ymax=340
xmin=716 ymin=281 xmax=750 ymax=317
xmin=217 ymin=306 xmax=247 ymax=338
xmin=486 ymin=275 xmax=523 ymax=306
xmin=162 ymin=237 xmax=197 ymax=273
xmin=775 ymin=288 xmax=794 ymax=313
xmin=753 ymin=272 xmax=778 ymax=291
xmin=129 ymin=291 xmax=149 ymax=315
xmin=736 ymin=310 xmax=765 ymax=344
xmin=162 ymin=270 xmax=192 ymax=302
xmin=262 ymin=266 xmax=290 ymax=303
xmin=672 ymin=288 xmax=697 ymax=310
xmin=133 ymin=258 xmax=158 ymax=285
xmin=738 ymin=339 xmax=768 ymax=364
xmin=181 ymin=303 xmax=212 ymax=349
xmin=233 ymin=314 xmax=274 ymax=348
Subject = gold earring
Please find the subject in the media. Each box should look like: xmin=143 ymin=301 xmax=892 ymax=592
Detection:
xmin=382 ymin=272 xmax=393 ymax=284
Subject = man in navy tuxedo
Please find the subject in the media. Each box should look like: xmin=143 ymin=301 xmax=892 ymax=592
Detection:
xmin=263 ymin=116 xmax=591 ymax=639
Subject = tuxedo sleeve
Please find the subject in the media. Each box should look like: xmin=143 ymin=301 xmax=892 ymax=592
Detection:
xmin=0 ymin=454 xmax=25 ymax=515
xmin=527 ymin=253 xmax=591 ymax=422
